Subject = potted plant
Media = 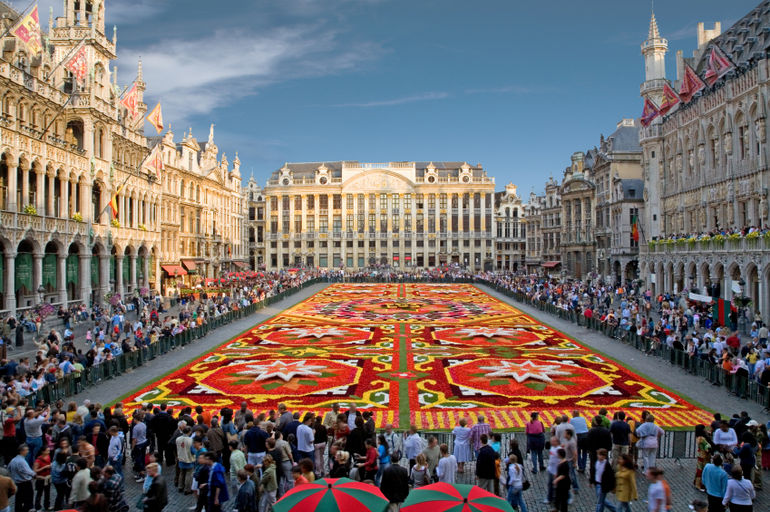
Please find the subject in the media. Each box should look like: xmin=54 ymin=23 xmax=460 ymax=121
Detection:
xmin=71 ymin=212 xmax=84 ymax=222
xmin=23 ymin=204 xmax=37 ymax=216
xmin=111 ymin=219 xmax=120 ymax=228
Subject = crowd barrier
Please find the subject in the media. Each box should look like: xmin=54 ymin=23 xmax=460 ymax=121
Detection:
xmin=31 ymin=278 xmax=323 ymax=405
xmin=484 ymin=282 xmax=770 ymax=411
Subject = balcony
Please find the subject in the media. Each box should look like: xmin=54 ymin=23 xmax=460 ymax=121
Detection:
xmin=0 ymin=211 xmax=90 ymax=238
xmin=644 ymin=236 xmax=770 ymax=256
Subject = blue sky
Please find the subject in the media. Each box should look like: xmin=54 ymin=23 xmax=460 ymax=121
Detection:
xmin=36 ymin=0 xmax=763 ymax=195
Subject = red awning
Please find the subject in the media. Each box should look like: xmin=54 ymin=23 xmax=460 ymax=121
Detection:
xmin=232 ymin=261 xmax=248 ymax=269
xmin=161 ymin=265 xmax=187 ymax=276
xmin=541 ymin=261 xmax=561 ymax=268
xmin=181 ymin=259 xmax=197 ymax=270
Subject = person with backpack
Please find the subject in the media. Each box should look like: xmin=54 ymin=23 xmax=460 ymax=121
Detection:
xmin=409 ymin=453 xmax=431 ymax=488
xmin=505 ymin=453 xmax=527 ymax=512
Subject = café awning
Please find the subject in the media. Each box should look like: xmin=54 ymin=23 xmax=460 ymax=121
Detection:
xmin=232 ymin=261 xmax=248 ymax=269
xmin=161 ymin=265 xmax=187 ymax=276
xmin=542 ymin=261 xmax=561 ymax=268
xmin=181 ymin=259 xmax=197 ymax=271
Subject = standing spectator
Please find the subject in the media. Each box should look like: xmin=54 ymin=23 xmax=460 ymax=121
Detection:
xmin=609 ymin=412 xmax=631 ymax=469
xmin=694 ymin=424 xmax=713 ymax=491
xmin=50 ymin=450 xmax=71 ymax=510
xmin=614 ymin=454 xmax=637 ymax=512
xmin=403 ymin=425 xmax=424 ymax=470
xmin=70 ymin=457 xmax=93 ymax=507
xmin=175 ymin=427 xmax=195 ymax=494
xmin=106 ymin=426 xmax=124 ymax=476
xmin=205 ymin=452 xmax=229 ymax=512
xmin=23 ymin=407 xmax=48 ymax=466
xmin=702 ymin=454 xmax=728 ymax=512
xmin=132 ymin=411 xmax=149 ymax=482
xmin=235 ymin=469 xmax=257 ymax=512
xmin=563 ymin=429 xmax=579 ymax=493
xmin=243 ymin=422 xmax=268 ymax=467
xmin=422 ymin=436 xmax=440 ymax=479
xmin=436 ymin=443 xmax=457 ymax=484
xmin=542 ymin=436 xmax=560 ymax=506
xmin=258 ymin=454 xmax=277 ymax=512
xmin=32 ymin=445 xmax=51 ymax=512
xmin=382 ymin=423 xmax=402 ymax=465
xmin=635 ymin=414 xmax=663 ymax=472
xmin=646 ymin=467 xmax=667 ymax=512
xmin=375 ymin=434 xmax=392 ymax=486
xmin=713 ymin=421 xmax=739 ymax=452
xmin=143 ymin=462 xmax=168 ymax=512
xmin=526 ymin=412 xmax=546 ymax=473
xmin=469 ymin=415 xmax=491 ymax=456
xmin=313 ymin=415 xmax=328 ymax=476
xmin=570 ymin=410 xmax=590 ymax=472
xmin=505 ymin=453 xmax=527 ymax=512
xmin=8 ymin=444 xmax=35 ymax=512
xmin=380 ymin=463 xmax=409 ymax=511
xmin=356 ymin=438 xmax=378 ymax=482
xmin=99 ymin=465 xmax=129 ymax=512
xmin=296 ymin=413 xmax=315 ymax=461
xmin=722 ymin=466 xmax=755 ymax=512
xmin=475 ymin=434 xmax=497 ymax=494
xmin=552 ymin=448 xmax=571 ymax=512
xmin=451 ymin=418 xmax=471 ymax=474
xmin=409 ymin=454 xmax=430 ymax=489
xmin=590 ymin=448 xmax=616 ymax=512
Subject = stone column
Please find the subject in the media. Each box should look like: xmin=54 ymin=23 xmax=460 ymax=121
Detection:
xmin=4 ymin=252 xmax=15 ymax=315
xmin=115 ymin=255 xmax=124 ymax=298
xmin=32 ymin=253 xmax=43 ymax=304
xmin=99 ymin=254 xmax=110 ymax=301
xmin=20 ymin=165 xmax=29 ymax=210
xmin=47 ymin=173 xmax=55 ymax=217
xmin=57 ymin=254 xmax=67 ymax=305
xmin=80 ymin=253 xmax=91 ymax=304
xmin=143 ymin=256 xmax=150 ymax=288
xmin=724 ymin=273 xmax=733 ymax=301
xmin=130 ymin=254 xmax=137 ymax=294
xmin=60 ymin=178 xmax=69 ymax=218
xmin=35 ymin=169 xmax=44 ymax=214
xmin=7 ymin=162 xmax=17 ymax=212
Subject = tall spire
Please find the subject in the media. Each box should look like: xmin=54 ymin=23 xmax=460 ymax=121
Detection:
xmin=648 ymin=12 xmax=661 ymax=41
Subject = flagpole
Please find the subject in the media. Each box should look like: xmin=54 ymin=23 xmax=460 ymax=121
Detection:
xmin=36 ymin=91 xmax=75 ymax=141
xmin=45 ymin=34 xmax=89 ymax=88
xmin=0 ymin=0 xmax=38 ymax=42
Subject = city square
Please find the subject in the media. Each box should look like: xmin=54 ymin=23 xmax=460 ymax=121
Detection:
xmin=0 ymin=0 xmax=769 ymax=511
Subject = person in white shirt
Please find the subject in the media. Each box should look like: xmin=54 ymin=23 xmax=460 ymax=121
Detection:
xmin=296 ymin=413 xmax=315 ymax=461
xmin=436 ymin=444 xmax=457 ymax=484
xmin=713 ymin=422 xmax=739 ymax=451
xmin=646 ymin=467 xmax=667 ymax=512
xmin=722 ymin=466 xmax=756 ymax=511
xmin=505 ymin=453 xmax=527 ymax=512
xmin=403 ymin=425 xmax=424 ymax=469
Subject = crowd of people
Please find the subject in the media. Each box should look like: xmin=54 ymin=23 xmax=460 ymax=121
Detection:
xmin=482 ymin=273 xmax=770 ymax=393
xmin=0 ymin=397 xmax=764 ymax=512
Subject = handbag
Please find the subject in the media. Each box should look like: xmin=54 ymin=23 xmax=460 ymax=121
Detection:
xmin=522 ymin=480 xmax=531 ymax=491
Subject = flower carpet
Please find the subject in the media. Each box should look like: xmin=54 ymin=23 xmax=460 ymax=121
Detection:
xmin=123 ymin=284 xmax=712 ymax=429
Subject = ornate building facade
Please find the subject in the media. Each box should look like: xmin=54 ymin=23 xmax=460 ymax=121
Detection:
xmin=523 ymin=190 xmax=544 ymax=272
xmin=261 ymin=161 xmax=495 ymax=270
xmin=156 ymin=126 xmax=245 ymax=292
xmin=639 ymin=2 xmax=770 ymax=319
xmin=0 ymin=0 xmax=244 ymax=314
xmin=592 ymin=119 xmax=644 ymax=283
xmin=560 ymin=152 xmax=596 ymax=279
xmin=493 ymin=183 xmax=526 ymax=271
xmin=540 ymin=177 xmax=562 ymax=270
xmin=244 ymin=177 xmax=266 ymax=270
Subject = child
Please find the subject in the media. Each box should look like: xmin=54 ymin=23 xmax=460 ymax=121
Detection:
xmin=291 ymin=466 xmax=309 ymax=486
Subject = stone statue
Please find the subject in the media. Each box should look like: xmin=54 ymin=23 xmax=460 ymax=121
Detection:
xmin=728 ymin=203 xmax=735 ymax=225
xmin=761 ymin=193 xmax=769 ymax=221
xmin=208 ymin=123 xmax=215 ymax=145
xmin=688 ymin=150 xmax=695 ymax=170
xmin=700 ymin=207 xmax=706 ymax=227
xmin=724 ymin=132 xmax=733 ymax=155
xmin=698 ymin=145 xmax=706 ymax=166
xmin=676 ymin=154 xmax=683 ymax=172
xmin=759 ymin=118 xmax=767 ymax=142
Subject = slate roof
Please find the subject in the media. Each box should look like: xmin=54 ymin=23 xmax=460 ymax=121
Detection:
xmin=606 ymin=122 xmax=641 ymax=153
xmin=619 ymin=178 xmax=644 ymax=200
xmin=694 ymin=0 xmax=770 ymax=74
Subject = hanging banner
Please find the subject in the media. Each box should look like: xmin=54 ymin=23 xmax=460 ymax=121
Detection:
xmin=110 ymin=256 xmax=115 ymax=281
xmin=66 ymin=254 xmax=79 ymax=286
xmin=138 ymin=256 xmax=145 ymax=280
xmin=42 ymin=254 xmax=57 ymax=288
xmin=15 ymin=253 xmax=32 ymax=292
xmin=91 ymin=257 xmax=99 ymax=286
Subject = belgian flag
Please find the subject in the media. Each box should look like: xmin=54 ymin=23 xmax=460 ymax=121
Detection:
xmin=631 ymin=215 xmax=639 ymax=242
xmin=110 ymin=183 xmax=126 ymax=219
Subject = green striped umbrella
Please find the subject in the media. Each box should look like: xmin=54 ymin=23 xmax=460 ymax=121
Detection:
xmin=401 ymin=482 xmax=515 ymax=512
xmin=273 ymin=477 xmax=389 ymax=512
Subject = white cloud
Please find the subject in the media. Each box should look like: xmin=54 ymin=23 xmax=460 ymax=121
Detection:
xmin=332 ymin=91 xmax=450 ymax=107
xmin=118 ymin=25 xmax=381 ymax=121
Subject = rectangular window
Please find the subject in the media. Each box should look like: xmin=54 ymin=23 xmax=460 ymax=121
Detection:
xmin=346 ymin=214 xmax=354 ymax=232
xmin=358 ymin=214 xmax=365 ymax=233
xmin=320 ymin=218 xmax=328 ymax=233
xmin=404 ymin=214 xmax=411 ymax=232
xmin=428 ymin=194 xmax=436 ymax=209
xmin=392 ymin=194 xmax=400 ymax=211
xmin=270 ymin=197 xmax=278 ymax=210
xmin=320 ymin=195 xmax=328 ymax=209
xmin=416 ymin=194 xmax=424 ymax=209
xmin=393 ymin=215 xmax=400 ymax=233
xmin=333 ymin=194 xmax=341 ymax=209
xmin=307 ymin=195 xmax=315 ymax=209
xmin=440 ymin=194 xmax=447 ymax=209
xmin=346 ymin=194 xmax=354 ymax=210
xmin=294 ymin=196 xmax=302 ymax=210
xmin=380 ymin=217 xmax=388 ymax=232
xmin=333 ymin=215 xmax=342 ymax=233
xmin=294 ymin=219 xmax=301 ymax=232
xmin=380 ymin=193 xmax=387 ymax=210
xmin=307 ymin=218 xmax=315 ymax=232
xmin=369 ymin=214 xmax=376 ymax=233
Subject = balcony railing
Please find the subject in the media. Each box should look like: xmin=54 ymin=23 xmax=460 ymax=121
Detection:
xmin=645 ymin=236 xmax=770 ymax=255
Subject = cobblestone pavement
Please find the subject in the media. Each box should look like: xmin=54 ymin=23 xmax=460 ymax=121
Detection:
xmin=13 ymin=281 xmax=770 ymax=510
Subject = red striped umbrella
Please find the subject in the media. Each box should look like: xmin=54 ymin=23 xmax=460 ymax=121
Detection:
xmin=401 ymin=482 xmax=514 ymax=512
xmin=273 ymin=478 xmax=388 ymax=512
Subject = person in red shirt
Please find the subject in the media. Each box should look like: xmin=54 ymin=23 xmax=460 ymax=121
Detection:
xmin=291 ymin=466 xmax=309 ymax=486
xmin=2 ymin=406 xmax=18 ymax=465
xmin=33 ymin=446 xmax=52 ymax=511
xmin=726 ymin=332 xmax=741 ymax=354
xmin=356 ymin=438 xmax=378 ymax=481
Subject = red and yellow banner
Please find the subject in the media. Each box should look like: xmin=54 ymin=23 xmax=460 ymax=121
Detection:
xmin=11 ymin=5 xmax=43 ymax=56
